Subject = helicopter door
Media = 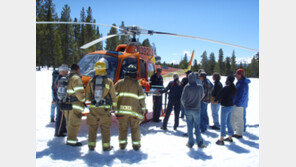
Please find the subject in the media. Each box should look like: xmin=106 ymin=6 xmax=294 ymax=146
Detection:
xmin=147 ymin=61 xmax=155 ymax=78
xmin=140 ymin=60 xmax=146 ymax=79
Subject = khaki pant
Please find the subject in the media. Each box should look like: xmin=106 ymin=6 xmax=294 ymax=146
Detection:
xmin=232 ymin=105 xmax=244 ymax=136
xmin=117 ymin=115 xmax=141 ymax=146
xmin=64 ymin=109 xmax=82 ymax=143
xmin=86 ymin=108 xmax=112 ymax=148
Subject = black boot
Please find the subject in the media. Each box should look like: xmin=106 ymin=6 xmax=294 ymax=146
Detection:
xmin=120 ymin=144 xmax=127 ymax=150
xmin=66 ymin=141 xmax=82 ymax=147
xmin=51 ymin=118 xmax=55 ymax=123
xmin=216 ymin=140 xmax=224 ymax=146
xmin=233 ymin=134 xmax=243 ymax=139
xmin=55 ymin=133 xmax=66 ymax=137
xmin=133 ymin=145 xmax=141 ymax=151
xmin=89 ymin=146 xmax=95 ymax=151
xmin=161 ymin=126 xmax=167 ymax=130
xmin=103 ymin=146 xmax=113 ymax=151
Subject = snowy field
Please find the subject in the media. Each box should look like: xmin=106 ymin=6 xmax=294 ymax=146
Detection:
xmin=36 ymin=69 xmax=259 ymax=167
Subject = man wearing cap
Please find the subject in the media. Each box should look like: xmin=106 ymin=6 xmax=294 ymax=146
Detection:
xmin=232 ymin=69 xmax=251 ymax=138
xmin=53 ymin=64 xmax=68 ymax=137
xmin=149 ymin=67 xmax=164 ymax=122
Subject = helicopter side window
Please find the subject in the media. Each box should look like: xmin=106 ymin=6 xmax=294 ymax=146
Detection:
xmin=147 ymin=61 xmax=155 ymax=78
xmin=119 ymin=57 xmax=138 ymax=79
xmin=140 ymin=60 xmax=146 ymax=79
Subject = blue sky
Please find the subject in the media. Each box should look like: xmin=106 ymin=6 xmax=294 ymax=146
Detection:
xmin=53 ymin=0 xmax=258 ymax=64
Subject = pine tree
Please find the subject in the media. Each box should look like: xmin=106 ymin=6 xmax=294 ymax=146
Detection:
xmin=95 ymin=26 xmax=103 ymax=50
xmin=192 ymin=59 xmax=199 ymax=72
xmin=59 ymin=4 xmax=75 ymax=65
xmin=84 ymin=7 xmax=97 ymax=52
xmin=225 ymin=57 xmax=232 ymax=76
xmin=231 ymin=50 xmax=237 ymax=73
xmin=142 ymin=38 xmax=151 ymax=47
xmin=105 ymin=24 xmax=119 ymax=51
xmin=200 ymin=51 xmax=209 ymax=74
xmin=180 ymin=53 xmax=189 ymax=69
xmin=215 ymin=48 xmax=225 ymax=75
xmin=36 ymin=0 xmax=46 ymax=66
xmin=119 ymin=21 xmax=129 ymax=44
xmin=209 ymin=52 xmax=216 ymax=75
xmin=43 ymin=0 xmax=57 ymax=67
xmin=78 ymin=7 xmax=86 ymax=47
xmin=53 ymin=31 xmax=63 ymax=66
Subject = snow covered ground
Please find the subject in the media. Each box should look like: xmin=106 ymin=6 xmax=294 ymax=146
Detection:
xmin=36 ymin=70 xmax=259 ymax=167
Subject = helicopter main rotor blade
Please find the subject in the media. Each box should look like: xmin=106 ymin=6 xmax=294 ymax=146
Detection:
xmin=151 ymin=31 xmax=258 ymax=52
xmin=36 ymin=21 xmax=129 ymax=33
xmin=80 ymin=33 xmax=130 ymax=49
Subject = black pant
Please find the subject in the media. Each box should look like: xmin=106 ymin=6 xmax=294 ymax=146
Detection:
xmin=55 ymin=106 xmax=67 ymax=135
xmin=162 ymin=99 xmax=180 ymax=129
xmin=153 ymin=95 xmax=162 ymax=121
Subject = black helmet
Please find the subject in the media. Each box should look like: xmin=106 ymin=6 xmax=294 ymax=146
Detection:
xmin=124 ymin=64 xmax=138 ymax=78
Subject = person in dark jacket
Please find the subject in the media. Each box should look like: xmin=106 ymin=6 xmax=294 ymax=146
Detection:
xmin=232 ymin=69 xmax=251 ymax=138
xmin=199 ymin=72 xmax=213 ymax=132
xmin=53 ymin=64 xmax=68 ymax=137
xmin=180 ymin=70 xmax=192 ymax=118
xmin=50 ymin=70 xmax=60 ymax=122
xmin=149 ymin=67 xmax=164 ymax=122
xmin=181 ymin=73 xmax=207 ymax=148
xmin=161 ymin=74 xmax=183 ymax=130
xmin=216 ymin=76 xmax=237 ymax=145
xmin=210 ymin=73 xmax=223 ymax=130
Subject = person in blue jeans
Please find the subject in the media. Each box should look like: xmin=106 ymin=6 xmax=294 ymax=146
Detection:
xmin=210 ymin=73 xmax=223 ymax=130
xmin=181 ymin=73 xmax=206 ymax=148
xmin=216 ymin=76 xmax=237 ymax=145
xmin=180 ymin=70 xmax=192 ymax=118
xmin=199 ymin=72 xmax=213 ymax=132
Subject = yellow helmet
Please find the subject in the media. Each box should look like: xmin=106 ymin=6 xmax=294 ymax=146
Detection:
xmin=94 ymin=58 xmax=108 ymax=76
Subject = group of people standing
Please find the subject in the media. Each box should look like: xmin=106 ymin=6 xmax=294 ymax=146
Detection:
xmin=150 ymin=68 xmax=250 ymax=147
xmin=50 ymin=59 xmax=146 ymax=151
xmin=49 ymin=61 xmax=250 ymax=151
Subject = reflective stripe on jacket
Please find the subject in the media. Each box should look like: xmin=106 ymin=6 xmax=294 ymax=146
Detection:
xmin=66 ymin=71 xmax=85 ymax=112
xmin=115 ymin=76 xmax=146 ymax=119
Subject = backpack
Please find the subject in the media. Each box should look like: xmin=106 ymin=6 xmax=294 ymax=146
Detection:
xmin=57 ymin=76 xmax=69 ymax=103
xmin=91 ymin=76 xmax=111 ymax=107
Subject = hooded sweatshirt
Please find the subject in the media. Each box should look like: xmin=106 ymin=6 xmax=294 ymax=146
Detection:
xmin=233 ymin=77 xmax=251 ymax=108
xmin=181 ymin=73 xmax=204 ymax=111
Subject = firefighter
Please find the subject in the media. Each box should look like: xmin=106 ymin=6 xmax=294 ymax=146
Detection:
xmin=64 ymin=64 xmax=86 ymax=146
xmin=85 ymin=58 xmax=117 ymax=151
xmin=114 ymin=64 xmax=146 ymax=151
xmin=149 ymin=67 xmax=164 ymax=122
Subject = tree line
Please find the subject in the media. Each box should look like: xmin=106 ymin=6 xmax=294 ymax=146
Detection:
xmin=157 ymin=49 xmax=259 ymax=78
xmin=36 ymin=0 xmax=152 ymax=68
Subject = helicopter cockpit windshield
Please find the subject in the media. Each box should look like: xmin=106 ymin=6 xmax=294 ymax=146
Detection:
xmin=78 ymin=54 xmax=118 ymax=80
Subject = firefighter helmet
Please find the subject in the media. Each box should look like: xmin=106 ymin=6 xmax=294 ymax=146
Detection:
xmin=94 ymin=58 xmax=109 ymax=76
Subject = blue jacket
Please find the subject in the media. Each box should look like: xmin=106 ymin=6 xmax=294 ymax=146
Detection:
xmin=233 ymin=77 xmax=251 ymax=108
xmin=162 ymin=79 xmax=183 ymax=102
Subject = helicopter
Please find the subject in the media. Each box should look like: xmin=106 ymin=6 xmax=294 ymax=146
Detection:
xmin=36 ymin=21 xmax=258 ymax=120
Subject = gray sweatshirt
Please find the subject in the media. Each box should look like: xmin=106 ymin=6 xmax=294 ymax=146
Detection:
xmin=181 ymin=73 xmax=204 ymax=111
